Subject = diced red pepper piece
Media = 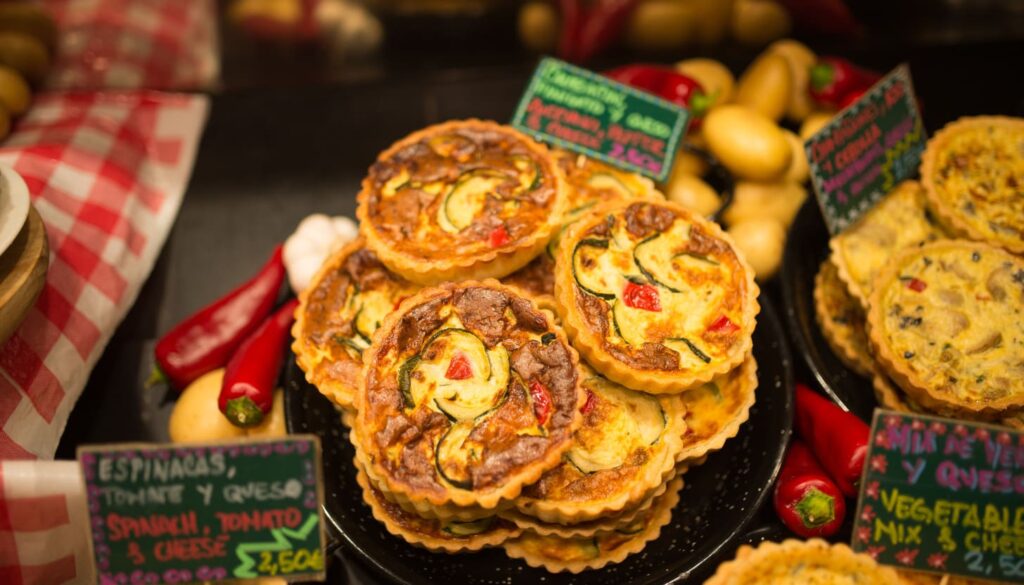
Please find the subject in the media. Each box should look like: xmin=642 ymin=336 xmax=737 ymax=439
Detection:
xmin=907 ymin=278 xmax=927 ymax=292
xmin=623 ymin=281 xmax=661 ymax=312
xmin=529 ymin=379 xmax=553 ymax=426
xmin=707 ymin=315 xmax=739 ymax=334
xmin=445 ymin=352 xmax=473 ymax=380
xmin=489 ymin=225 xmax=511 ymax=248
xmin=580 ymin=389 xmax=596 ymax=414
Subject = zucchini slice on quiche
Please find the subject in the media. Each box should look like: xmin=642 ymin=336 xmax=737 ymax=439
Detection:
xmin=353 ymin=280 xmax=584 ymax=511
xmin=356 ymin=120 xmax=566 ymax=285
xmin=554 ymin=200 xmax=759 ymax=394
xmin=292 ymin=238 xmax=420 ymax=411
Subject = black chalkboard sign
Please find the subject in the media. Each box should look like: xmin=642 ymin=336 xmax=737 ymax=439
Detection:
xmin=79 ymin=436 xmax=326 ymax=584
xmin=852 ymin=411 xmax=1024 ymax=582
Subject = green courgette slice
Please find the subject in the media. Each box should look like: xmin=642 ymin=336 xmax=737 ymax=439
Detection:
xmin=439 ymin=170 xmax=507 ymax=233
xmin=611 ymin=300 xmax=648 ymax=346
xmin=442 ymin=517 xmax=493 ymax=536
xmin=435 ymin=422 xmax=477 ymax=490
xmin=564 ymin=379 xmax=665 ymax=473
xmin=633 ymin=234 xmax=683 ymax=293
xmin=510 ymin=154 xmax=541 ymax=191
xmin=586 ymin=173 xmax=633 ymax=198
xmin=572 ymin=238 xmax=617 ymax=300
xmin=666 ymin=337 xmax=712 ymax=364
xmin=398 ymin=355 xmax=422 ymax=410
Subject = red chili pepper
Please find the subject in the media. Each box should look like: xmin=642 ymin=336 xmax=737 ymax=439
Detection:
xmin=529 ymin=379 xmax=553 ymax=426
xmin=153 ymin=246 xmax=285 ymax=391
xmin=837 ymin=87 xmax=867 ymax=110
xmin=707 ymin=315 xmax=739 ymax=335
xmin=489 ymin=224 xmax=511 ymax=248
xmin=906 ymin=278 xmax=927 ymax=292
xmin=795 ymin=383 xmax=869 ymax=497
xmin=445 ymin=353 xmax=473 ymax=380
xmin=604 ymin=64 xmax=666 ymax=92
xmin=604 ymin=65 xmax=710 ymax=128
xmin=774 ymin=439 xmax=847 ymax=538
xmin=556 ymin=0 xmax=584 ymax=62
xmin=580 ymin=389 xmax=596 ymax=414
xmin=623 ymin=281 xmax=661 ymax=312
xmin=808 ymin=57 xmax=880 ymax=107
xmin=219 ymin=299 xmax=298 ymax=427
xmin=575 ymin=0 xmax=641 ymax=63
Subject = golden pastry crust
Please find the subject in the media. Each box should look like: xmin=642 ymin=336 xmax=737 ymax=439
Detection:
xmin=357 ymin=119 xmax=566 ymax=285
xmin=354 ymin=280 xmax=584 ymax=510
xmin=503 ymin=475 xmax=682 ymax=574
xmin=895 ymin=569 xmax=1000 ymax=585
xmin=676 ymin=354 xmax=758 ymax=463
xmin=512 ymin=366 xmax=685 ymax=523
xmin=829 ymin=181 xmax=944 ymax=307
xmin=874 ymin=372 xmax=1024 ymax=430
xmin=705 ymin=539 xmax=902 ymax=584
xmin=292 ymin=238 xmax=420 ymax=409
xmin=355 ymin=462 xmax=521 ymax=552
xmin=501 ymin=255 xmax=556 ymax=299
xmin=867 ymin=240 xmax=1024 ymax=416
xmin=920 ymin=116 xmax=1024 ymax=255
xmin=554 ymin=200 xmax=759 ymax=394
xmin=814 ymin=259 xmax=875 ymax=377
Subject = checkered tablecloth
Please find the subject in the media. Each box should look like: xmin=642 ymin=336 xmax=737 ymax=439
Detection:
xmin=0 ymin=91 xmax=209 ymax=460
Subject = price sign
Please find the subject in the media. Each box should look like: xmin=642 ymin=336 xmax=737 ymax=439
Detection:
xmin=852 ymin=411 xmax=1024 ymax=583
xmin=806 ymin=64 xmax=926 ymax=235
xmin=79 ymin=436 xmax=326 ymax=584
xmin=511 ymin=57 xmax=690 ymax=182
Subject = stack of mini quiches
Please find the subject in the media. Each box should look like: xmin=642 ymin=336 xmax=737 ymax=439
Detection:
xmin=814 ymin=115 xmax=1024 ymax=429
xmin=292 ymin=119 xmax=761 ymax=573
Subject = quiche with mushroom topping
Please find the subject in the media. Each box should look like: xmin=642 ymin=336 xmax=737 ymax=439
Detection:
xmin=921 ymin=116 xmax=1024 ymax=255
xmin=554 ymin=200 xmax=759 ymax=394
xmin=354 ymin=280 xmax=583 ymax=510
xmin=705 ymin=539 xmax=902 ymax=584
xmin=867 ymin=240 xmax=1024 ymax=416
xmin=357 ymin=120 xmax=566 ymax=285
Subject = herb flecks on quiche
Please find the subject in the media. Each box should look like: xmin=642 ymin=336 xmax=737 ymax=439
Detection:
xmin=554 ymin=200 xmax=759 ymax=394
xmin=354 ymin=281 xmax=583 ymax=510
xmin=292 ymin=238 xmax=420 ymax=410
xmin=867 ymin=240 xmax=1024 ymax=416
xmin=921 ymin=116 xmax=1024 ymax=255
xmin=357 ymin=120 xmax=565 ymax=285
xmin=705 ymin=539 xmax=903 ymax=585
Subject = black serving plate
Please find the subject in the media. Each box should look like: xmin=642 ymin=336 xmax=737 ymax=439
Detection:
xmin=285 ymin=295 xmax=793 ymax=585
xmin=779 ymin=201 xmax=878 ymax=421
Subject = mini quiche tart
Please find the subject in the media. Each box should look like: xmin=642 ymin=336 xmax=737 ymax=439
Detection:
xmin=554 ymin=200 xmax=759 ymax=394
xmin=867 ymin=240 xmax=1024 ymax=417
xmin=873 ymin=372 xmax=1024 ymax=430
xmin=503 ymin=475 xmax=682 ymax=574
xmin=512 ymin=366 xmax=685 ymax=524
xmin=921 ymin=116 xmax=1024 ymax=255
xmin=676 ymin=354 xmax=758 ymax=463
xmin=354 ymin=462 xmax=521 ymax=552
xmin=354 ymin=280 xmax=583 ymax=510
xmin=829 ymin=181 xmax=944 ymax=307
xmin=357 ymin=119 xmax=566 ymax=285
xmin=292 ymin=238 xmax=420 ymax=410
xmin=704 ymin=539 xmax=902 ymax=584
xmin=813 ymin=260 xmax=874 ymax=377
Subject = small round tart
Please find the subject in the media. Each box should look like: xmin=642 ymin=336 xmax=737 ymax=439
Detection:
xmin=554 ymin=200 xmax=759 ymax=394
xmin=512 ymin=366 xmax=686 ymax=523
xmin=896 ymin=569 xmax=992 ymax=585
xmin=867 ymin=240 xmax=1024 ymax=416
xmin=814 ymin=260 xmax=874 ymax=377
xmin=503 ymin=475 xmax=682 ymax=574
xmin=829 ymin=181 xmax=944 ymax=307
xmin=704 ymin=539 xmax=902 ymax=584
xmin=874 ymin=372 xmax=1024 ymax=429
xmin=357 ymin=119 xmax=566 ymax=285
xmin=355 ymin=280 xmax=584 ymax=510
xmin=292 ymin=238 xmax=420 ymax=409
xmin=354 ymin=463 xmax=521 ymax=552
xmin=921 ymin=116 xmax=1024 ymax=254
xmin=676 ymin=354 xmax=758 ymax=463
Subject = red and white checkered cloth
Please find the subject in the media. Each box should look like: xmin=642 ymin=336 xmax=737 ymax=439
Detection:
xmin=0 ymin=91 xmax=209 ymax=460
xmin=43 ymin=0 xmax=219 ymax=90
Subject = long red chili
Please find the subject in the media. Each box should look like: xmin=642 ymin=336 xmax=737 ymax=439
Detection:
xmin=219 ymin=299 xmax=299 ymax=427
xmin=773 ymin=439 xmax=846 ymax=538
xmin=808 ymin=56 xmax=879 ymax=107
xmin=604 ymin=64 xmax=710 ymax=128
xmin=556 ymin=0 xmax=584 ymax=62
xmin=795 ymin=383 xmax=869 ymax=497
xmin=575 ymin=0 xmax=640 ymax=63
xmin=153 ymin=246 xmax=285 ymax=391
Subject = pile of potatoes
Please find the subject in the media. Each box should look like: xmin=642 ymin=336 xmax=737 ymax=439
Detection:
xmin=0 ymin=3 xmax=56 ymax=139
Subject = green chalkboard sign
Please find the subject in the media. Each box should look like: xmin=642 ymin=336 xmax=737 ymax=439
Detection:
xmin=852 ymin=410 xmax=1024 ymax=582
xmin=79 ymin=436 xmax=326 ymax=584
xmin=510 ymin=57 xmax=690 ymax=182
xmin=806 ymin=65 xmax=926 ymax=235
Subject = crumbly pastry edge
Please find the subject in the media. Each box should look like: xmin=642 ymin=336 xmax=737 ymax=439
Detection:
xmin=703 ymin=538 xmax=903 ymax=585
xmin=553 ymin=200 xmax=760 ymax=394
xmin=356 ymin=119 xmax=569 ymax=285
xmin=353 ymin=279 xmax=585 ymax=510
xmin=675 ymin=353 xmax=758 ymax=463
xmin=920 ymin=116 xmax=1024 ymax=255
xmin=813 ymin=259 xmax=875 ymax=377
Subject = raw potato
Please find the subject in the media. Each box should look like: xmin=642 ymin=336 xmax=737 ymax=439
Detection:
xmin=623 ymin=0 xmax=698 ymax=52
xmin=800 ymin=111 xmax=834 ymax=140
xmin=518 ymin=2 xmax=558 ymax=53
xmin=0 ymin=65 xmax=29 ymax=115
xmin=731 ymin=0 xmax=791 ymax=47
xmin=703 ymin=105 xmax=791 ymax=181
xmin=665 ymin=147 xmax=708 ymax=179
xmin=0 ymin=31 xmax=49 ymax=84
xmin=665 ymin=174 xmax=720 ymax=216
xmin=733 ymin=52 xmax=791 ymax=121
xmin=169 ymin=369 xmax=246 ymax=443
xmin=727 ymin=218 xmax=785 ymax=279
xmin=723 ymin=180 xmax=807 ymax=228
xmin=675 ymin=58 xmax=735 ymax=105
xmin=0 ymin=3 xmax=57 ymax=49
xmin=768 ymin=39 xmax=816 ymax=122
xmin=690 ymin=0 xmax=734 ymax=45
xmin=782 ymin=129 xmax=809 ymax=184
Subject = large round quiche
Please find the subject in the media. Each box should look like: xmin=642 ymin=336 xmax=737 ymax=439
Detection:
xmin=354 ymin=280 xmax=583 ymax=510
xmin=357 ymin=119 xmax=566 ymax=284
xmin=705 ymin=539 xmax=902 ymax=584
xmin=554 ymin=200 xmax=759 ymax=394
